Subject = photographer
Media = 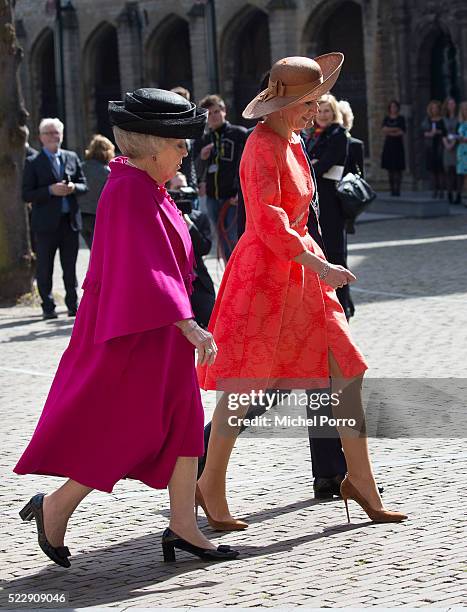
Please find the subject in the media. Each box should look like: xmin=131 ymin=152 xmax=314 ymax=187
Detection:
xmin=169 ymin=173 xmax=215 ymax=328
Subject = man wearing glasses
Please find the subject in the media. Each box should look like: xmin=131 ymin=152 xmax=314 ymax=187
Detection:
xmin=22 ymin=118 xmax=87 ymax=319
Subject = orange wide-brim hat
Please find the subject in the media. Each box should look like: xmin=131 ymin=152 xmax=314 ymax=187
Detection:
xmin=242 ymin=53 xmax=344 ymax=120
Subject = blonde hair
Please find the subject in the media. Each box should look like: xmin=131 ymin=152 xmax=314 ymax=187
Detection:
xmin=427 ymin=100 xmax=442 ymax=119
xmin=112 ymin=126 xmax=168 ymax=158
xmin=85 ymin=134 xmax=115 ymax=163
xmin=458 ymin=101 xmax=467 ymax=122
xmin=318 ymin=94 xmax=343 ymax=125
xmin=338 ymin=99 xmax=354 ymax=130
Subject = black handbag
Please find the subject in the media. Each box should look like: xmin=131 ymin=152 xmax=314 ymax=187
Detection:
xmin=336 ymin=136 xmax=376 ymax=220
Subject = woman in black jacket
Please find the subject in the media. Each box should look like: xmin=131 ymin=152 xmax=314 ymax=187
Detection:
xmin=306 ymin=93 xmax=354 ymax=319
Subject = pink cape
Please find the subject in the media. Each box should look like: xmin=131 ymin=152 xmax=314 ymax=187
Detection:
xmin=14 ymin=158 xmax=204 ymax=492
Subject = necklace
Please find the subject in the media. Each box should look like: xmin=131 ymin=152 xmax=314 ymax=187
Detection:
xmin=126 ymin=159 xmax=139 ymax=169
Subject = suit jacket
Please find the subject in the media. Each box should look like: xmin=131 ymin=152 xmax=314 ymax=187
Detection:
xmin=189 ymin=209 xmax=215 ymax=295
xmin=348 ymin=136 xmax=365 ymax=177
xmin=22 ymin=149 xmax=88 ymax=232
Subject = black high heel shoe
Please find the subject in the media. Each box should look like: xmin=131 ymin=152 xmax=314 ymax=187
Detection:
xmin=19 ymin=494 xmax=71 ymax=568
xmin=161 ymin=528 xmax=239 ymax=562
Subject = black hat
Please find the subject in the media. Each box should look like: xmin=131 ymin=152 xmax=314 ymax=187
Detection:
xmin=108 ymin=88 xmax=208 ymax=139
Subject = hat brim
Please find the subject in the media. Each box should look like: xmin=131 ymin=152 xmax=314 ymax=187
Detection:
xmin=108 ymin=101 xmax=208 ymax=140
xmin=242 ymin=52 xmax=344 ymax=120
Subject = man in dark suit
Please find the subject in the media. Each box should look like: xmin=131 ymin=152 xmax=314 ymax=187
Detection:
xmin=23 ymin=118 xmax=87 ymax=319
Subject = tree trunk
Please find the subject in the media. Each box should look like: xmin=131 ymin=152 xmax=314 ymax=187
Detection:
xmin=0 ymin=0 xmax=33 ymax=304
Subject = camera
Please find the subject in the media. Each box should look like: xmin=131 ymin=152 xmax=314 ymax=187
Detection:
xmin=168 ymin=186 xmax=198 ymax=215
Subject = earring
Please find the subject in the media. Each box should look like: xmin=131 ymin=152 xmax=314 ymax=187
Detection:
xmin=152 ymin=155 xmax=157 ymax=162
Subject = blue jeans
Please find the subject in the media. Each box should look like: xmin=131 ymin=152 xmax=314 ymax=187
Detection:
xmin=206 ymin=196 xmax=238 ymax=261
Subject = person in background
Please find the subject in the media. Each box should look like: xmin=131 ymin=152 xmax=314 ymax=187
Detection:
xmin=24 ymin=126 xmax=38 ymax=159
xmin=306 ymin=93 xmax=354 ymax=320
xmin=422 ymin=100 xmax=446 ymax=199
xmin=22 ymin=118 xmax=87 ymax=319
xmin=170 ymin=87 xmax=199 ymax=194
xmin=381 ymin=100 xmax=406 ymax=197
xmin=169 ymin=172 xmax=216 ymax=328
xmin=338 ymin=99 xmax=365 ymax=234
xmin=442 ymin=97 xmax=461 ymax=204
xmin=457 ymin=101 xmax=467 ymax=206
xmin=80 ymin=135 xmax=115 ymax=248
xmin=195 ymin=95 xmax=247 ymax=262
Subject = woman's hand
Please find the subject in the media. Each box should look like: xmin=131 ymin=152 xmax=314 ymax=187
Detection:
xmin=322 ymin=263 xmax=357 ymax=290
xmin=176 ymin=319 xmax=218 ymax=366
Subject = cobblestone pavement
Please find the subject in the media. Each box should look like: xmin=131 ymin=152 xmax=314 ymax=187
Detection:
xmin=0 ymin=212 xmax=466 ymax=608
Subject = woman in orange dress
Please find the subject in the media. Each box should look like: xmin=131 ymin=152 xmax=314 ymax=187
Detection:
xmin=197 ymin=55 xmax=407 ymax=528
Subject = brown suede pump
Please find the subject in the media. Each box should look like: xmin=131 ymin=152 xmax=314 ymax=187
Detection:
xmin=340 ymin=475 xmax=408 ymax=523
xmin=195 ymin=485 xmax=248 ymax=531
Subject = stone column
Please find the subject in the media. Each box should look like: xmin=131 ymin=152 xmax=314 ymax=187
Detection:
xmin=451 ymin=4 xmax=467 ymax=99
xmin=392 ymin=0 xmax=416 ymax=188
xmin=187 ymin=3 xmax=210 ymax=101
xmin=61 ymin=4 xmax=84 ymax=154
xmin=117 ymin=2 xmax=144 ymax=95
xmin=15 ymin=19 xmax=32 ymax=123
xmin=266 ymin=0 xmax=298 ymax=63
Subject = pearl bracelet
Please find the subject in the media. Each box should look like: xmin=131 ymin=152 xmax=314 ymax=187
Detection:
xmin=318 ymin=262 xmax=330 ymax=280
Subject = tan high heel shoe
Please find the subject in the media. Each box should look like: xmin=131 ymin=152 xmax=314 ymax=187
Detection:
xmin=340 ymin=475 xmax=408 ymax=523
xmin=195 ymin=485 xmax=248 ymax=531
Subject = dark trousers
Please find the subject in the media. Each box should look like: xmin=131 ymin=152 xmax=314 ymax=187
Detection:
xmin=35 ymin=214 xmax=79 ymax=314
xmin=328 ymin=251 xmax=355 ymax=320
xmin=200 ymin=390 xmax=347 ymax=480
xmin=191 ymin=280 xmax=215 ymax=329
xmin=80 ymin=213 xmax=96 ymax=249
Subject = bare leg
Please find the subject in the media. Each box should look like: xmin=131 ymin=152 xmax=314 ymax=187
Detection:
xmin=42 ymin=480 xmax=93 ymax=547
xmin=168 ymin=456 xmax=215 ymax=549
xmin=197 ymin=392 xmax=249 ymax=521
xmin=328 ymin=350 xmax=383 ymax=510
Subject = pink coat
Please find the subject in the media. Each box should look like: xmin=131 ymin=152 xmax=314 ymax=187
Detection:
xmin=15 ymin=158 xmax=204 ymax=492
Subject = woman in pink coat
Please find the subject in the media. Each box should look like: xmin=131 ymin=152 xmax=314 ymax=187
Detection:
xmin=15 ymin=89 xmax=239 ymax=566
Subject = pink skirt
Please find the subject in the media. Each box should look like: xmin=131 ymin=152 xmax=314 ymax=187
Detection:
xmin=14 ymin=289 xmax=204 ymax=493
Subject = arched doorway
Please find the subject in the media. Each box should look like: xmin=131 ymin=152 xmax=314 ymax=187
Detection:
xmin=221 ymin=6 xmax=271 ymax=125
xmin=303 ymin=1 xmax=369 ymax=150
xmin=430 ymin=32 xmax=460 ymax=101
xmin=146 ymin=16 xmax=193 ymax=93
xmin=30 ymin=28 xmax=58 ymax=125
xmin=83 ymin=23 xmax=121 ymax=141
xmin=413 ymin=26 xmax=460 ymax=182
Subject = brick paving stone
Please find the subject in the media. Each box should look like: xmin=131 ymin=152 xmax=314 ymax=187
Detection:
xmin=1 ymin=216 xmax=467 ymax=607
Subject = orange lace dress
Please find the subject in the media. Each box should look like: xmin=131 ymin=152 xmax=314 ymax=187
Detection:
xmin=198 ymin=122 xmax=367 ymax=391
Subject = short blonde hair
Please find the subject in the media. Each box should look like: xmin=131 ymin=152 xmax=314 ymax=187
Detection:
xmin=112 ymin=126 xmax=168 ymax=158
xmin=85 ymin=134 xmax=115 ymax=163
xmin=318 ymin=94 xmax=343 ymax=125
xmin=338 ymin=99 xmax=354 ymax=130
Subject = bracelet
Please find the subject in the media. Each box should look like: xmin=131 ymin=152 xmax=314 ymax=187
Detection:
xmin=318 ymin=261 xmax=330 ymax=280
xmin=181 ymin=319 xmax=197 ymax=336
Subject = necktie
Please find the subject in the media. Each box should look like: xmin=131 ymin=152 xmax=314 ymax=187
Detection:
xmin=53 ymin=154 xmax=61 ymax=178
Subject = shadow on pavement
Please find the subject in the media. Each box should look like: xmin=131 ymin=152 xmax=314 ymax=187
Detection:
xmin=0 ymin=317 xmax=42 ymax=331
xmin=0 ymin=516 xmax=366 ymax=607
xmin=2 ymin=320 xmax=74 ymax=343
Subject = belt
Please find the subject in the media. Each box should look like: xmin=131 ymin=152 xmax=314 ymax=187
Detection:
xmin=290 ymin=211 xmax=305 ymax=228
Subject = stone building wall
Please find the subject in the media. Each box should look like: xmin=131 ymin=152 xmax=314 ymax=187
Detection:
xmin=14 ymin=0 xmax=467 ymax=189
